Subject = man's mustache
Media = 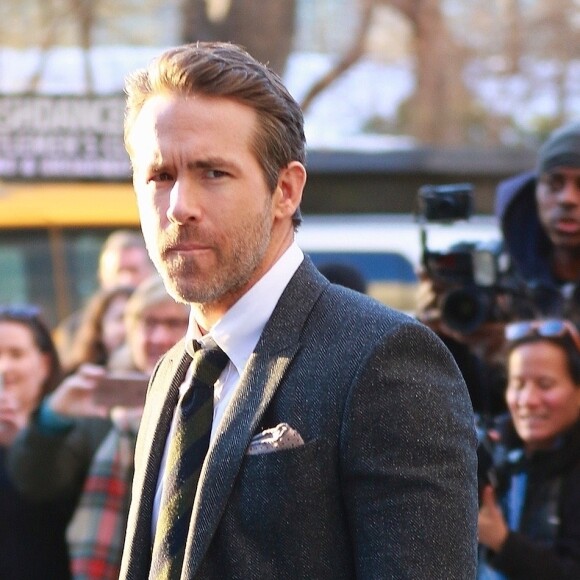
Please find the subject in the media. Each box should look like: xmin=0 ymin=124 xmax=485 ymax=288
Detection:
xmin=158 ymin=226 xmax=208 ymax=253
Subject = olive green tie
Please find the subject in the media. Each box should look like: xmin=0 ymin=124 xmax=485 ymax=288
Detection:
xmin=150 ymin=339 xmax=229 ymax=579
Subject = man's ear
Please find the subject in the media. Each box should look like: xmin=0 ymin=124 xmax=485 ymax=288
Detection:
xmin=273 ymin=161 xmax=307 ymax=220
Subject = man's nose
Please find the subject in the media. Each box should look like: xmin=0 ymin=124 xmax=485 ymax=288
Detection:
xmin=166 ymin=179 xmax=202 ymax=224
xmin=0 ymin=356 xmax=9 ymax=374
xmin=0 ymin=359 xmax=11 ymax=387
xmin=557 ymin=177 xmax=580 ymax=205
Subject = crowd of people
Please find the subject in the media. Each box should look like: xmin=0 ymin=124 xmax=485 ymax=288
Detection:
xmin=0 ymin=231 xmax=189 ymax=579
xmin=418 ymin=120 xmax=580 ymax=579
xmin=1 ymin=40 xmax=580 ymax=579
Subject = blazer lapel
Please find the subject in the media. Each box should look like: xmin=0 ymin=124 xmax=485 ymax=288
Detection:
xmin=122 ymin=342 xmax=188 ymax=578
xmin=182 ymin=257 xmax=328 ymax=577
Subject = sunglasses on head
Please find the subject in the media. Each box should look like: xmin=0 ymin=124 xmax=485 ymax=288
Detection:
xmin=0 ymin=305 xmax=41 ymax=320
xmin=505 ymin=319 xmax=580 ymax=353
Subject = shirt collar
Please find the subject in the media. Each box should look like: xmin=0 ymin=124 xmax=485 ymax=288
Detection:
xmin=186 ymin=242 xmax=303 ymax=374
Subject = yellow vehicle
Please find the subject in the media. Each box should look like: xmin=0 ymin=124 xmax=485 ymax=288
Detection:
xmin=0 ymin=181 xmax=421 ymax=328
xmin=0 ymin=178 xmax=501 ymax=329
xmin=0 ymin=180 xmax=139 ymax=327
xmin=0 ymin=95 xmax=508 ymax=329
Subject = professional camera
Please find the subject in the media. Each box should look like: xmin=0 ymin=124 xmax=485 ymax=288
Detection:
xmin=417 ymin=184 xmax=517 ymax=334
xmin=418 ymin=182 xmax=473 ymax=223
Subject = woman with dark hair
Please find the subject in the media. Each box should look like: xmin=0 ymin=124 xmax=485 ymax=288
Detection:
xmin=63 ymin=285 xmax=134 ymax=373
xmin=8 ymin=276 xmax=189 ymax=580
xmin=478 ymin=319 xmax=580 ymax=579
xmin=0 ymin=305 xmax=73 ymax=579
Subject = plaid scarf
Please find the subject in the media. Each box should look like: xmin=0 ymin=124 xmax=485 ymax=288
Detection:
xmin=67 ymin=410 xmax=141 ymax=580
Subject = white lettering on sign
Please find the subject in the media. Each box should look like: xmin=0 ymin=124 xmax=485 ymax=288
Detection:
xmin=0 ymin=96 xmax=124 ymax=132
xmin=0 ymin=95 xmax=129 ymax=179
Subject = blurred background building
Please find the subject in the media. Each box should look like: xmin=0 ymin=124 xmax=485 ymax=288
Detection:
xmin=0 ymin=0 xmax=578 ymax=323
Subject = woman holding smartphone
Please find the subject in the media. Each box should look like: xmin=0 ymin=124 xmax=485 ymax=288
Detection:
xmin=7 ymin=276 xmax=189 ymax=580
xmin=0 ymin=306 xmax=72 ymax=579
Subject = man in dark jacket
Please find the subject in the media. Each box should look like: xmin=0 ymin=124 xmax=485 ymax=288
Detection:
xmin=417 ymin=121 xmax=580 ymax=417
xmin=119 ymin=41 xmax=478 ymax=580
xmin=496 ymin=121 xmax=580 ymax=323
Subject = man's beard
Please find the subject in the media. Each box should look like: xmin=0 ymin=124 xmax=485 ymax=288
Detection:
xmin=153 ymin=201 xmax=272 ymax=306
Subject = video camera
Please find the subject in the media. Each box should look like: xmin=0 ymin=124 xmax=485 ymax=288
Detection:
xmin=417 ymin=183 xmax=517 ymax=334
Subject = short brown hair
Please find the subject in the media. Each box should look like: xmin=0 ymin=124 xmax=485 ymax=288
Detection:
xmin=124 ymin=42 xmax=306 ymax=204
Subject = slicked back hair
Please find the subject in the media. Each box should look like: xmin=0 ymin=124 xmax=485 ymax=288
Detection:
xmin=124 ymin=42 xmax=306 ymax=226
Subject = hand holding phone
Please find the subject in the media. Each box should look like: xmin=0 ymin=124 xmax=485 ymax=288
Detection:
xmin=93 ymin=372 xmax=149 ymax=409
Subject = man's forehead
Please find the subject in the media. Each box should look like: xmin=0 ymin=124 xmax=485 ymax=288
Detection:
xmin=132 ymin=93 xmax=256 ymax=131
xmin=128 ymin=94 xmax=257 ymax=165
xmin=543 ymin=166 xmax=580 ymax=176
xmin=126 ymin=95 xmax=174 ymax=161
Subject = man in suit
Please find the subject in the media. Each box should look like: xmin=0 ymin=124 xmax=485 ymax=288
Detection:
xmin=120 ymin=41 xmax=478 ymax=579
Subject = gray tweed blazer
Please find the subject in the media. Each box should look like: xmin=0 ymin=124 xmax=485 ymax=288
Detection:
xmin=120 ymin=257 xmax=478 ymax=579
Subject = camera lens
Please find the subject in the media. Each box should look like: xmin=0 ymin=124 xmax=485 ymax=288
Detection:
xmin=441 ymin=287 xmax=492 ymax=334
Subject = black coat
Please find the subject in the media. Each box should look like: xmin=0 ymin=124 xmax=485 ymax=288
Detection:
xmin=483 ymin=418 xmax=580 ymax=579
xmin=0 ymin=445 xmax=75 ymax=580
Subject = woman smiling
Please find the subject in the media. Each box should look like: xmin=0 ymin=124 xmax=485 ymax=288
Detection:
xmin=478 ymin=319 xmax=580 ymax=579
xmin=0 ymin=306 xmax=73 ymax=579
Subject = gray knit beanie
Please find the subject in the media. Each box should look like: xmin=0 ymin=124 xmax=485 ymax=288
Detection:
xmin=537 ymin=121 xmax=580 ymax=174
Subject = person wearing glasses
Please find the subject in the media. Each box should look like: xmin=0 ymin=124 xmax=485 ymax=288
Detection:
xmin=8 ymin=276 xmax=189 ymax=580
xmin=0 ymin=306 xmax=74 ymax=579
xmin=477 ymin=319 xmax=580 ymax=579
xmin=417 ymin=121 xmax=580 ymax=420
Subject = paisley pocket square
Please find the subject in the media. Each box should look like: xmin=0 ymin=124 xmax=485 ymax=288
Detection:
xmin=246 ymin=422 xmax=304 ymax=455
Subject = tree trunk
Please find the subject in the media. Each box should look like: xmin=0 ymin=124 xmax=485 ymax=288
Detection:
xmin=180 ymin=0 xmax=296 ymax=75
xmin=388 ymin=0 xmax=472 ymax=145
xmin=502 ymin=0 xmax=523 ymax=74
xmin=300 ymin=0 xmax=374 ymax=113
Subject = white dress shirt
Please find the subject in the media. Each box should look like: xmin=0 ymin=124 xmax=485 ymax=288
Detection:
xmin=152 ymin=242 xmax=304 ymax=535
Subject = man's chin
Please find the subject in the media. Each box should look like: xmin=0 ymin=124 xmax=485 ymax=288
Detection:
xmin=549 ymin=229 xmax=580 ymax=248
xmin=163 ymin=277 xmax=217 ymax=305
xmin=157 ymin=273 xmax=192 ymax=305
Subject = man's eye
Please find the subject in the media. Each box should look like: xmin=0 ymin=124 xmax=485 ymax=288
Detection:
xmin=147 ymin=172 xmax=173 ymax=183
xmin=544 ymin=173 xmax=566 ymax=192
xmin=206 ymin=169 xmax=227 ymax=179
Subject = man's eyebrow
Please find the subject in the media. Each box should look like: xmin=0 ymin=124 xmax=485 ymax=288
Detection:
xmin=187 ymin=157 xmax=238 ymax=170
xmin=145 ymin=153 xmax=164 ymax=172
xmin=142 ymin=156 xmax=239 ymax=173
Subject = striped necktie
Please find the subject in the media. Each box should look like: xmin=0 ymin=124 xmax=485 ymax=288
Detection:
xmin=150 ymin=339 xmax=229 ymax=579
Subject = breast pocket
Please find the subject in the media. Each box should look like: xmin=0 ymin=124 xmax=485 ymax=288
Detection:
xmin=230 ymin=438 xmax=336 ymax=530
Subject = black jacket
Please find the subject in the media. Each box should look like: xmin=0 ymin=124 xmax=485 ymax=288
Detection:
xmin=495 ymin=171 xmax=580 ymax=322
xmin=0 ymin=445 xmax=75 ymax=580
xmin=482 ymin=418 xmax=580 ymax=579
xmin=496 ymin=171 xmax=554 ymax=286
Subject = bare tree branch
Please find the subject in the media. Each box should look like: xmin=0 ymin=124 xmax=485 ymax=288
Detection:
xmin=27 ymin=1 xmax=68 ymax=91
xmin=383 ymin=0 xmax=415 ymax=21
xmin=300 ymin=0 xmax=375 ymax=112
